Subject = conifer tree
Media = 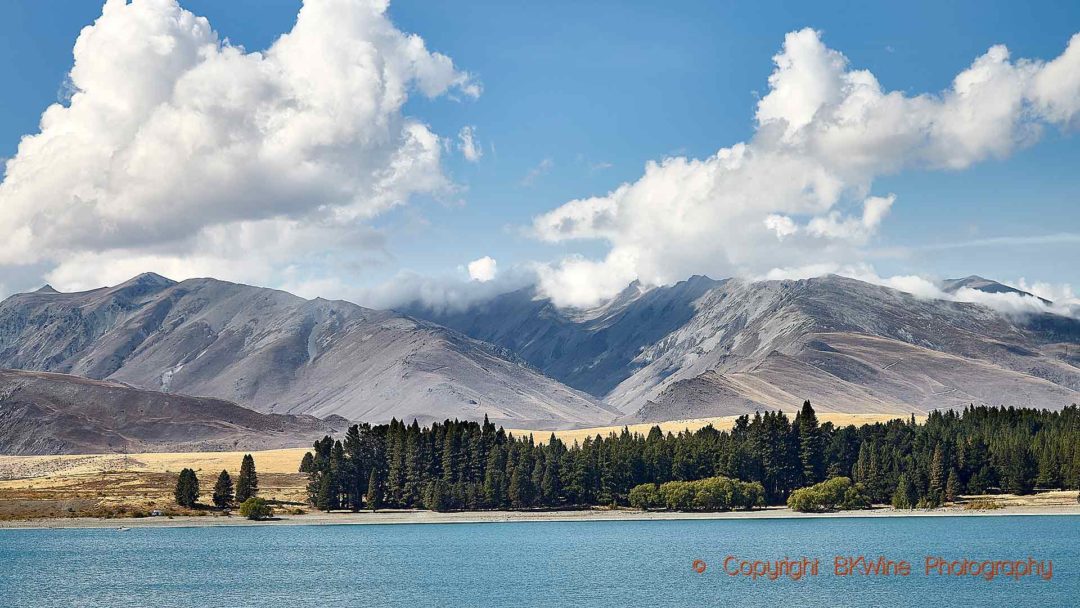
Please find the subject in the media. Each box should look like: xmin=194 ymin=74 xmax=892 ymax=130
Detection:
xmin=825 ymin=425 xmax=859 ymax=479
xmin=854 ymin=441 xmax=870 ymax=484
xmin=531 ymin=448 xmax=547 ymax=503
xmin=861 ymin=443 xmax=887 ymax=502
xmin=441 ymin=424 xmax=460 ymax=483
xmin=366 ymin=468 xmax=383 ymax=510
xmin=342 ymin=425 xmax=367 ymax=511
xmin=331 ymin=440 xmax=346 ymax=508
xmin=945 ymin=468 xmax=960 ymax=503
xmin=403 ymin=423 xmax=424 ymax=506
xmin=509 ymin=449 xmax=536 ymax=508
xmin=1004 ymin=443 xmax=1036 ymax=495
xmin=174 ymin=468 xmax=199 ymax=507
xmin=797 ymin=400 xmax=824 ymax=484
xmin=299 ymin=452 xmax=315 ymax=473
xmin=756 ymin=411 xmax=798 ymax=502
xmin=482 ymin=445 xmax=508 ymax=508
xmin=891 ymin=473 xmax=917 ymax=509
xmin=235 ymin=454 xmax=259 ymax=502
xmin=425 ymin=479 xmax=449 ymax=511
xmin=316 ymin=471 xmax=338 ymax=511
xmin=212 ymin=469 xmax=234 ymax=507
xmin=928 ymin=445 xmax=946 ymax=503
xmin=541 ymin=454 xmax=562 ymax=506
xmin=386 ymin=420 xmax=406 ymax=507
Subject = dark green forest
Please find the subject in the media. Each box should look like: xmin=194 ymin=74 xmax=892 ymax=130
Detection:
xmin=300 ymin=402 xmax=1080 ymax=512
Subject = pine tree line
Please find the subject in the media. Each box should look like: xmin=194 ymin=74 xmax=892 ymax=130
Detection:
xmin=301 ymin=403 xmax=1080 ymax=512
xmin=172 ymin=454 xmax=259 ymax=508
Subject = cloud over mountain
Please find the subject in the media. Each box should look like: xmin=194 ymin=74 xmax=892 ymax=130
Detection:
xmin=467 ymin=256 xmax=498 ymax=282
xmin=0 ymin=0 xmax=477 ymax=291
xmin=532 ymin=29 xmax=1080 ymax=307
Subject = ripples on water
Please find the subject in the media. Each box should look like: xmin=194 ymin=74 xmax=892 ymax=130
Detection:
xmin=0 ymin=516 xmax=1077 ymax=607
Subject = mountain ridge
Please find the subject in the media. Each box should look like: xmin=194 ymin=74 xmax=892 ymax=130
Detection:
xmin=6 ymin=271 xmax=1077 ymax=433
xmin=0 ymin=275 xmax=616 ymax=430
xmin=407 ymin=274 xmax=1080 ymax=421
xmin=941 ymin=275 xmax=1050 ymax=303
xmin=398 ymin=274 xmax=723 ymax=398
xmin=0 ymin=367 xmax=346 ymax=455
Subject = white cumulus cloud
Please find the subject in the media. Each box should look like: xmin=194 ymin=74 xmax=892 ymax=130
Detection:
xmin=0 ymin=0 xmax=477 ymax=291
xmin=1017 ymin=278 xmax=1079 ymax=305
xmin=357 ymin=266 xmax=536 ymax=314
xmin=467 ymin=256 xmax=497 ymax=282
xmin=531 ymin=28 xmax=1080 ymax=307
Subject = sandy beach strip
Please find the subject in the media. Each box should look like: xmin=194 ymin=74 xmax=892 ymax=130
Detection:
xmin=2 ymin=502 xmax=1078 ymax=530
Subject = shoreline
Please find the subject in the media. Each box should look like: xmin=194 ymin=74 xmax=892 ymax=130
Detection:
xmin=3 ymin=503 xmax=1078 ymax=530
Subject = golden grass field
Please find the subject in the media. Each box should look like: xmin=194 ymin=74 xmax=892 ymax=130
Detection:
xmin=508 ymin=412 xmax=926 ymax=446
xmin=0 ymin=449 xmax=313 ymax=520
xmin=0 ymin=412 xmax=956 ymax=521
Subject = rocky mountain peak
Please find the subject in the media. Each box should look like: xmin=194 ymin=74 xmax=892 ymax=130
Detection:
xmin=942 ymin=275 xmax=1049 ymax=303
xmin=116 ymin=271 xmax=177 ymax=289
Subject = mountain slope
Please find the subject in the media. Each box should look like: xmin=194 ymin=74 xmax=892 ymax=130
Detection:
xmin=407 ymin=275 xmax=1080 ymax=420
xmin=0 ymin=274 xmax=616 ymax=429
xmin=0 ymin=368 xmax=345 ymax=455
xmin=612 ymin=276 xmax=1080 ymax=418
xmin=401 ymin=275 xmax=722 ymax=397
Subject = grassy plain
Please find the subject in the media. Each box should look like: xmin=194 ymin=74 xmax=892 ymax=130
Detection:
xmin=507 ymin=412 xmax=926 ymax=445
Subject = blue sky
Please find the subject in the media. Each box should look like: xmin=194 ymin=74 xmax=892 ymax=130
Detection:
xmin=0 ymin=0 xmax=1077 ymax=306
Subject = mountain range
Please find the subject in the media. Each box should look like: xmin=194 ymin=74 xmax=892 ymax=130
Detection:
xmin=1 ymin=271 xmax=1078 ymax=454
xmin=0 ymin=273 xmax=615 ymax=431
xmin=406 ymin=274 xmax=1080 ymax=421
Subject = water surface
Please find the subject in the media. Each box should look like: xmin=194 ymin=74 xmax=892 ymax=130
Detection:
xmin=1 ymin=515 xmax=1076 ymax=607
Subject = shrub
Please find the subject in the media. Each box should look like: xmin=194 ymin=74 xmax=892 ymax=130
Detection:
xmin=742 ymin=482 xmax=766 ymax=510
xmin=842 ymin=484 xmax=871 ymax=509
xmin=660 ymin=481 xmax=696 ymax=511
xmin=628 ymin=483 xmax=661 ymax=510
xmin=692 ymin=477 xmax=734 ymax=511
xmin=963 ymin=499 xmax=1002 ymax=511
xmin=239 ymin=497 xmax=273 ymax=520
xmin=629 ymin=476 xmax=763 ymax=512
xmin=787 ymin=477 xmax=870 ymax=513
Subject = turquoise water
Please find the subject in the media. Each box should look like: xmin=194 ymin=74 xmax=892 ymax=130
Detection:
xmin=1 ymin=515 xmax=1077 ymax=607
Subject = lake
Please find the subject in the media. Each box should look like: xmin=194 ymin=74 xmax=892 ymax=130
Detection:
xmin=1 ymin=515 xmax=1077 ymax=607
